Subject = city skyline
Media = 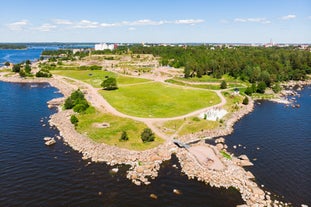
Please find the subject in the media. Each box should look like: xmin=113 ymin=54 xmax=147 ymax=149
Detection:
xmin=0 ymin=0 xmax=310 ymax=43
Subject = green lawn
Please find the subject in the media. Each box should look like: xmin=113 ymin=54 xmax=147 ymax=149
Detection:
xmin=99 ymin=82 xmax=220 ymax=118
xmin=76 ymin=107 xmax=164 ymax=151
xmin=162 ymin=117 xmax=220 ymax=136
xmin=52 ymin=69 xmax=150 ymax=87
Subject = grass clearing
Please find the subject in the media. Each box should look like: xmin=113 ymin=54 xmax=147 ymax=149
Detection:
xmin=161 ymin=117 xmax=219 ymax=136
xmin=99 ymin=82 xmax=220 ymax=118
xmin=222 ymin=91 xmax=244 ymax=112
xmin=76 ymin=107 xmax=164 ymax=151
xmin=52 ymin=69 xmax=150 ymax=88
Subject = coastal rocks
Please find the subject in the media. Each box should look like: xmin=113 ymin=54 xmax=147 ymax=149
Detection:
xmin=149 ymin=193 xmax=158 ymax=199
xmin=44 ymin=137 xmax=56 ymax=146
xmin=47 ymin=97 xmax=65 ymax=108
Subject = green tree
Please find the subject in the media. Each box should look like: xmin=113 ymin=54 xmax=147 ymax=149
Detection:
xmin=242 ymin=96 xmax=249 ymax=105
xmin=70 ymin=115 xmax=79 ymax=126
xmin=141 ymin=128 xmax=155 ymax=143
xmin=19 ymin=69 xmax=26 ymax=77
xmin=4 ymin=61 xmax=10 ymax=67
xmin=119 ymin=131 xmax=129 ymax=141
xmin=256 ymin=81 xmax=267 ymax=93
xmin=101 ymin=77 xmax=118 ymax=90
xmin=220 ymin=80 xmax=227 ymax=89
xmin=12 ymin=64 xmax=21 ymax=73
xmin=272 ymin=83 xmax=282 ymax=93
xmin=24 ymin=64 xmax=31 ymax=74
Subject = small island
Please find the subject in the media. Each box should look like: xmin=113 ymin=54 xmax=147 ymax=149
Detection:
xmin=1 ymin=44 xmax=310 ymax=207
xmin=0 ymin=43 xmax=27 ymax=49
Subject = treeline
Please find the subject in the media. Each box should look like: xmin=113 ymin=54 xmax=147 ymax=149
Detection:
xmin=129 ymin=45 xmax=311 ymax=85
xmin=0 ymin=43 xmax=27 ymax=49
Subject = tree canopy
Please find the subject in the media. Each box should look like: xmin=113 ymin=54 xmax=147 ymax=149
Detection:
xmin=101 ymin=77 xmax=118 ymax=90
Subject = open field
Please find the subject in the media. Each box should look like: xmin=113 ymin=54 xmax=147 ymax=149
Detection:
xmin=76 ymin=107 xmax=163 ymax=151
xmin=99 ymin=82 xmax=220 ymax=118
xmin=161 ymin=117 xmax=220 ymax=137
xmin=52 ymin=69 xmax=150 ymax=87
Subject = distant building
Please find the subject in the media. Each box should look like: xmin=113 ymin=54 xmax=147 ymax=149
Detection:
xmin=94 ymin=43 xmax=115 ymax=51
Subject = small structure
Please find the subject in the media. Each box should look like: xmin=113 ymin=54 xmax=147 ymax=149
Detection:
xmin=233 ymin=88 xmax=240 ymax=95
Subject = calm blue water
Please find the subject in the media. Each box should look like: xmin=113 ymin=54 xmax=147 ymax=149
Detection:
xmin=225 ymin=87 xmax=311 ymax=206
xmin=0 ymin=81 xmax=243 ymax=207
xmin=0 ymin=48 xmax=43 ymax=65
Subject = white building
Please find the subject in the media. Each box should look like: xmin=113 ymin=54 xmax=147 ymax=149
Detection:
xmin=94 ymin=43 xmax=115 ymax=51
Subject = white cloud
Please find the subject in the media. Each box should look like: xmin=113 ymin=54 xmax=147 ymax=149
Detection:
xmin=174 ymin=19 xmax=204 ymax=25
xmin=281 ymin=14 xmax=296 ymax=20
xmin=128 ymin=27 xmax=136 ymax=31
xmin=7 ymin=20 xmax=29 ymax=31
xmin=52 ymin=19 xmax=73 ymax=25
xmin=234 ymin=17 xmax=271 ymax=24
xmin=35 ymin=24 xmax=57 ymax=32
xmin=74 ymin=20 xmax=100 ymax=28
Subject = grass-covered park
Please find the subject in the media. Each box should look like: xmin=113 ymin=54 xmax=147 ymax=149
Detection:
xmin=75 ymin=107 xmax=164 ymax=151
xmin=52 ymin=69 xmax=150 ymax=88
xmin=99 ymin=82 xmax=220 ymax=118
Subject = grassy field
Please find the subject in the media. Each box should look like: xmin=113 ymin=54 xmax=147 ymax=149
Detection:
xmin=166 ymin=79 xmax=245 ymax=90
xmin=76 ymin=107 xmax=163 ymax=151
xmin=222 ymin=91 xmax=244 ymax=112
xmin=162 ymin=117 xmax=220 ymax=137
xmin=52 ymin=69 xmax=150 ymax=88
xmin=99 ymin=82 xmax=220 ymax=118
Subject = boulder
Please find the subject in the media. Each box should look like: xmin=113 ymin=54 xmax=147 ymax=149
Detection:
xmin=238 ymin=154 xmax=249 ymax=160
xmin=45 ymin=138 xmax=56 ymax=146
xmin=150 ymin=193 xmax=158 ymax=199
xmin=216 ymin=143 xmax=224 ymax=150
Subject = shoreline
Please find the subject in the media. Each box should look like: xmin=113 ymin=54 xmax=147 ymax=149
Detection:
xmin=1 ymin=73 xmax=303 ymax=206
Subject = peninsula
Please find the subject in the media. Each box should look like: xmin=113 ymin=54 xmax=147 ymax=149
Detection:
xmin=1 ymin=44 xmax=310 ymax=207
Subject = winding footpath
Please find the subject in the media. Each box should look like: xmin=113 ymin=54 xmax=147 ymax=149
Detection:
xmin=52 ymin=74 xmax=228 ymax=141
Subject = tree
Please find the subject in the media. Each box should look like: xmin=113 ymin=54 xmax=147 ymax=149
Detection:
xmin=272 ymin=83 xmax=282 ymax=93
xmin=70 ymin=115 xmax=79 ymax=126
xmin=256 ymin=81 xmax=267 ymax=94
xmin=19 ymin=69 xmax=26 ymax=77
xmin=24 ymin=64 xmax=31 ymax=74
xmin=4 ymin=61 xmax=10 ymax=67
xmin=242 ymin=96 xmax=249 ymax=105
xmin=25 ymin=60 xmax=31 ymax=65
xmin=220 ymin=80 xmax=227 ymax=89
xmin=12 ymin=64 xmax=21 ymax=73
xmin=101 ymin=77 xmax=118 ymax=90
xmin=119 ymin=131 xmax=129 ymax=141
xmin=141 ymin=128 xmax=155 ymax=143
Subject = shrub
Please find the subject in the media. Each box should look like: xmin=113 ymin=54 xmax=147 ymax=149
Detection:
xmin=141 ymin=128 xmax=155 ymax=143
xmin=19 ymin=69 xmax=26 ymax=77
xmin=119 ymin=131 xmax=129 ymax=141
xmin=192 ymin=117 xmax=200 ymax=122
xmin=35 ymin=69 xmax=52 ymax=77
xmin=101 ymin=77 xmax=118 ymax=90
xmin=64 ymin=90 xmax=89 ymax=113
xmin=256 ymin=81 xmax=267 ymax=94
xmin=242 ymin=96 xmax=249 ymax=105
xmin=220 ymin=80 xmax=227 ymax=89
xmin=70 ymin=115 xmax=79 ymax=126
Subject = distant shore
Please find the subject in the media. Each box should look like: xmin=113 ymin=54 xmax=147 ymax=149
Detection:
xmin=2 ymin=72 xmax=305 ymax=206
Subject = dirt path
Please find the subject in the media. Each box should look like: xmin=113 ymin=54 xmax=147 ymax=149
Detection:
xmin=53 ymin=75 xmax=228 ymax=141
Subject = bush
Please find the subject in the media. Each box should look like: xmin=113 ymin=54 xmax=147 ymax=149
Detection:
xmin=12 ymin=64 xmax=21 ymax=72
xmin=70 ymin=115 xmax=79 ymax=126
xmin=19 ymin=69 xmax=26 ymax=77
xmin=256 ymin=81 xmax=267 ymax=94
xmin=242 ymin=96 xmax=249 ymax=105
xmin=119 ymin=131 xmax=129 ymax=141
xmin=220 ymin=80 xmax=227 ymax=89
xmin=141 ymin=128 xmax=155 ymax=143
xmin=192 ymin=117 xmax=200 ymax=122
xmin=101 ymin=77 xmax=118 ymax=90
xmin=64 ymin=90 xmax=89 ymax=113
xmin=35 ymin=69 xmax=52 ymax=77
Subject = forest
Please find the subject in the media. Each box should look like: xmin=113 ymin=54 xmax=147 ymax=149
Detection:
xmin=129 ymin=45 xmax=311 ymax=86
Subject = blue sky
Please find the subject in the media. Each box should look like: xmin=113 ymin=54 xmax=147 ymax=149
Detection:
xmin=0 ymin=0 xmax=310 ymax=43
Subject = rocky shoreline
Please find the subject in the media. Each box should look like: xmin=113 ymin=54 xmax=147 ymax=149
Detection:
xmin=2 ymin=73 xmax=305 ymax=206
